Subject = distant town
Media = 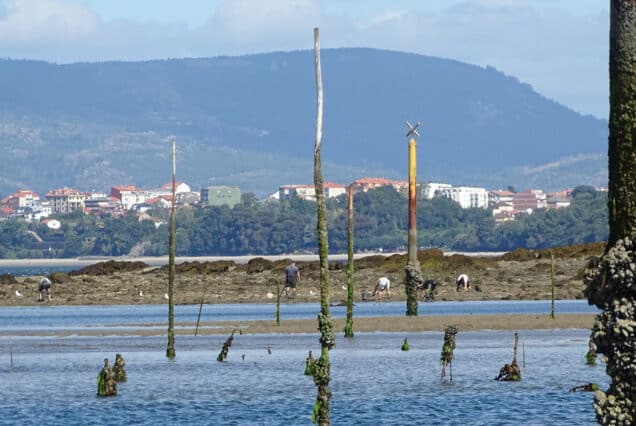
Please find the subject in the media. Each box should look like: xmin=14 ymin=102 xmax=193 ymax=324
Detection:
xmin=0 ymin=178 xmax=607 ymax=229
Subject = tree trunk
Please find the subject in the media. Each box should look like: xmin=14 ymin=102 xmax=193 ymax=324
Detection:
xmin=166 ymin=138 xmax=176 ymax=359
xmin=312 ymin=27 xmax=333 ymax=426
xmin=344 ymin=184 xmax=354 ymax=337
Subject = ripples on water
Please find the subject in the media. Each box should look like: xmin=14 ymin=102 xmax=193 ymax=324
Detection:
xmin=0 ymin=330 xmax=606 ymax=425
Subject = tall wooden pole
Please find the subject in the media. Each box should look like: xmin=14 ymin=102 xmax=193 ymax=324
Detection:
xmin=311 ymin=27 xmax=334 ymax=426
xmin=404 ymin=122 xmax=423 ymax=316
xmin=166 ymin=138 xmax=176 ymax=359
xmin=344 ymin=184 xmax=354 ymax=338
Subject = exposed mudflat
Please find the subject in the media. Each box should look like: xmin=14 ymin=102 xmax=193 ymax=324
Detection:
xmin=0 ymin=243 xmax=603 ymax=307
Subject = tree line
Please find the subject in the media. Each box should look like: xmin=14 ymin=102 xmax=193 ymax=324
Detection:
xmin=0 ymin=185 xmax=607 ymax=259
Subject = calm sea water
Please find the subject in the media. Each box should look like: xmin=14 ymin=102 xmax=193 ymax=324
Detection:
xmin=0 ymin=330 xmax=606 ymax=425
xmin=0 ymin=300 xmax=598 ymax=334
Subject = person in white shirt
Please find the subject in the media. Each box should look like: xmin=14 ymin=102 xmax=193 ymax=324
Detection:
xmin=372 ymin=277 xmax=391 ymax=300
xmin=456 ymin=274 xmax=470 ymax=292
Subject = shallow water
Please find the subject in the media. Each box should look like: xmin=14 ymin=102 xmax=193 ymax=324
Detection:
xmin=0 ymin=329 xmax=606 ymax=425
xmin=0 ymin=300 xmax=597 ymax=334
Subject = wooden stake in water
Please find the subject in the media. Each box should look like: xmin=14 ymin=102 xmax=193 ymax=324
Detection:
xmin=550 ymin=253 xmax=555 ymax=319
xmin=195 ymin=292 xmax=205 ymax=336
xmin=522 ymin=336 xmax=526 ymax=368
xmin=9 ymin=338 xmax=13 ymax=368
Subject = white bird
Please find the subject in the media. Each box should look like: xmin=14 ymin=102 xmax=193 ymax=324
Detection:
xmin=265 ymin=292 xmax=274 ymax=299
xmin=341 ymin=285 xmax=347 ymax=290
xmin=309 ymin=290 xmax=316 ymax=296
xmin=164 ymin=293 xmax=169 ymax=300
xmin=139 ymin=291 xmax=144 ymax=297
xmin=15 ymin=290 xmax=23 ymax=297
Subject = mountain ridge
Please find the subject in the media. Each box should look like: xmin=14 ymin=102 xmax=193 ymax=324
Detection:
xmin=0 ymin=48 xmax=607 ymax=196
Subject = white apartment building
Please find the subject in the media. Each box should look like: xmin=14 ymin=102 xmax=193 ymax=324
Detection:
xmin=438 ymin=186 xmax=489 ymax=209
xmin=422 ymin=182 xmax=452 ymax=199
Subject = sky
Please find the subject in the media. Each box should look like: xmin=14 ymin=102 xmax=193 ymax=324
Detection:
xmin=0 ymin=0 xmax=609 ymax=118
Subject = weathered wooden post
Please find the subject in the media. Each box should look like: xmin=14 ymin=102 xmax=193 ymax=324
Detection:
xmin=166 ymin=138 xmax=176 ymax=359
xmin=310 ymin=27 xmax=334 ymax=426
xmin=344 ymin=184 xmax=354 ymax=337
xmin=405 ymin=121 xmax=423 ymax=316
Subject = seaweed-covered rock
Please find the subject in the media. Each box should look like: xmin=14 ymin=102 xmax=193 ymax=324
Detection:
xmin=0 ymin=274 xmax=18 ymax=285
xmin=49 ymin=272 xmax=71 ymax=284
xmin=247 ymin=257 xmax=273 ymax=273
xmin=70 ymin=260 xmax=149 ymax=276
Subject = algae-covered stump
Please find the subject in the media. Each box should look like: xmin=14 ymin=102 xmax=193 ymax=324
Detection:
xmin=440 ymin=325 xmax=458 ymax=382
xmin=112 ymin=353 xmax=127 ymax=382
xmin=97 ymin=358 xmax=117 ymax=397
xmin=494 ymin=333 xmax=522 ymax=382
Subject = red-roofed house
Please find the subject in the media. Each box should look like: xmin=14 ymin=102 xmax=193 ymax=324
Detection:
xmin=6 ymin=189 xmax=40 ymax=210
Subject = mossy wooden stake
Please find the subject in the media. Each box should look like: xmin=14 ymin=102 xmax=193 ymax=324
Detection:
xmin=311 ymin=27 xmax=333 ymax=426
xmin=166 ymin=138 xmax=176 ymax=359
xmin=275 ymin=280 xmax=281 ymax=326
xmin=549 ymin=253 xmax=555 ymax=319
xmin=216 ymin=330 xmax=236 ymax=362
xmin=344 ymin=184 xmax=354 ymax=338
xmin=305 ymin=350 xmax=316 ymax=376
xmin=440 ymin=325 xmax=458 ymax=382
xmin=585 ymin=335 xmax=597 ymax=366
xmin=495 ymin=333 xmax=521 ymax=382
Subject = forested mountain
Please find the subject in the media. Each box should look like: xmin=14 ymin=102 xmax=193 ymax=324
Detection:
xmin=0 ymin=48 xmax=607 ymax=196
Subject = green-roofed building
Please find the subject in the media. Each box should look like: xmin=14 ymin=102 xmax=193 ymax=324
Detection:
xmin=200 ymin=186 xmax=241 ymax=207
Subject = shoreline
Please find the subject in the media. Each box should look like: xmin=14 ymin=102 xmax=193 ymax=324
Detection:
xmin=0 ymin=313 xmax=596 ymax=337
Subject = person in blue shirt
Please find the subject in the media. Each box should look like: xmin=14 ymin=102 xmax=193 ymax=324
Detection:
xmin=283 ymin=262 xmax=300 ymax=299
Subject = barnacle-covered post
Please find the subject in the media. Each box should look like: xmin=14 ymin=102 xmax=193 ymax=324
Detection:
xmin=440 ymin=325 xmax=457 ymax=382
xmin=582 ymin=2 xmax=636 ymax=424
xmin=311 ymin=27 xmax=334 ymax=425
xmin=585 ymin=336 xmax=597 ymax=366
xmin=305 ymin=350 xmax=316 ymax=376
xmin=344 ymin=184 xmax=354 ymax=337
xmin=404 ymin=121 xmax=424 ymax=316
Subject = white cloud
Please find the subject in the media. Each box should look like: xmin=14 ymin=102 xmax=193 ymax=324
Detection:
xmin=198 ymin=0 xmax=320 ymax=51
xmin=0 ymin=0 xmax=98 ymax=42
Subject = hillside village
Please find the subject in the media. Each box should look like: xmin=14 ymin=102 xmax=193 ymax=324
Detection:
xmin=0 ymin=177 xmax=606 ymax=228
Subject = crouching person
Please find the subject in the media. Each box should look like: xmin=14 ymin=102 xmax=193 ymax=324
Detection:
xmin=372 ymin=277 xmax=391 ymax=301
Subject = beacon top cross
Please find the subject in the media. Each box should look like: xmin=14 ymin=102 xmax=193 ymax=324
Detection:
xmin=405 ymin=121 xmax=420 ymax=139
